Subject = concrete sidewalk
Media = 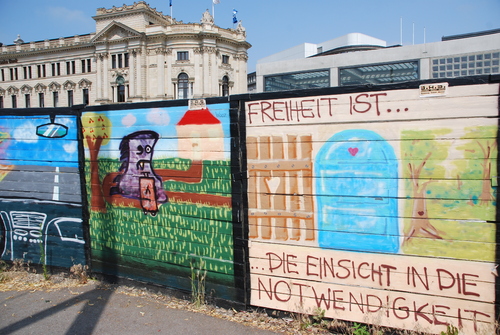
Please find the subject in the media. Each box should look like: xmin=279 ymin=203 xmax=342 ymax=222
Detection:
xmin=0 ymin=282 xmax=279 ymax=335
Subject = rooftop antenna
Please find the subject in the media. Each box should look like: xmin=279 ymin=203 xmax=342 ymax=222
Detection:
xmin=412 ymin=22 xmax=415 ymax=45
xmin=423 ymin=26 xmax=427 ymax=53
xmin=400 ymin=17 xmax=403 ymax=45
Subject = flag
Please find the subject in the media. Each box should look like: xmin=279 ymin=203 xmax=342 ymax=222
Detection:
xmin=232 ymin=9 xmax=238 ymax=24
xmin=213 ymin=0 xmax=220 ymax=4
xmin=170 ymin=0 xmax=172 ymax=7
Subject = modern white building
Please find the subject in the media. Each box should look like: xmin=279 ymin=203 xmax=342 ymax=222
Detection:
xmin=253 ymin=30 xmax=500 ymax=92
xmin=0 ymin=1 xmax=251 ymax=109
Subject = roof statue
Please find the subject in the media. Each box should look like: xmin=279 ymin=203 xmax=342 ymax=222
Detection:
xmin=201 ymin=10 xmax=214 ymax=24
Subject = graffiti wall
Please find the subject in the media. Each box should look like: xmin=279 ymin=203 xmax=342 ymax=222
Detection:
xmin=0 ymin=111 xmax=85 ymax=268
xmin=82 ymin=100 xmax=238 ymax=298
xmin=245 ymin=82 xmax=499 ymax=333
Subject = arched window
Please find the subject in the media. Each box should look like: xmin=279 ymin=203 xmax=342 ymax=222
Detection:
xmin=178 ymin=73 xmax=189 ymax=99
xmin=222 ymin=76 xmax=229 ymax=97
xmin=116 ymin=76 xmax=125 ymax=102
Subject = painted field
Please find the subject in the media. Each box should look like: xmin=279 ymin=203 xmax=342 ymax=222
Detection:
xmin=82 ymin=102 xmax=239 ymax=299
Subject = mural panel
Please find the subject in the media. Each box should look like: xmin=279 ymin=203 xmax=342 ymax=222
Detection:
xmin=246 ymin=83 xmax=498 ymax=334
xmin=0 ymin=114 xmax=85 ymax=268
xmin=82 ymin=102 xmax=235 ymax=297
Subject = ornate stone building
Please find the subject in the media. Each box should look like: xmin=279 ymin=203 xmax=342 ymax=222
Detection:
xmin=0 ymin=1 xmax=251 ymax=108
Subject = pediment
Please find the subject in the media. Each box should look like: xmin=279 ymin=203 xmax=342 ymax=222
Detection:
xmin=48 ymin=82 xmax=61 ymax=92
xmin=92 ymin=21 xmax=144 ymax=43
xmin=78 ymin=78 xmax=92 ymax=89
xmin=34 ymin=83 xmax=47 ymax=93
xmin=20 ymin=84 xmax=32 ymax=94
xmin=63 ymin=80 xmax=76 ymax=90
xmin=7 ymin=86 xmax=18 ymax=95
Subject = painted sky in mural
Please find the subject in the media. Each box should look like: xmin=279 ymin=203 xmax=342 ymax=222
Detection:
xmin=96 ymin=103 xmax=231 ymax=160
xmin=0 ymin=115 xmax=79 ymax=167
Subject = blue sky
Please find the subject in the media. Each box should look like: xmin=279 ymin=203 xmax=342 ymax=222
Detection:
xmin=0 ymin=0 xmax=499 ymax=72
xmin=92 ymin=103 xmax=231 ymax=159
xmin=0 ymin=115 xmax=79 ymax=167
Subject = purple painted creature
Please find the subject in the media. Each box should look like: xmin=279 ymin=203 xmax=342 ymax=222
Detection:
xmin=111 ymin=130 xmax=167 ymax=216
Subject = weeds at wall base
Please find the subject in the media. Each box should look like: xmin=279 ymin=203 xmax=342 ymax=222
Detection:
xmin=39 ymin=243 xmax=50 ymax=281
xmin=190 ymin=257 xmax=207 ymax=308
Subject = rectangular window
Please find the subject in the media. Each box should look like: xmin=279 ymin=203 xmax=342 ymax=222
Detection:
xmin=66 ymin=62 xmax=70 ymax=75
xmin=177 ymin=51 xmax=189 ymax=61
xmin=37 ymin=65 xmax=41 ymax=78
xmin=68 ymin=90 xmax=73 ymax=107
xmin=339 ymin=61 xmax=419 ymax=87
xmin=25 ymin=94 xmax=30 ymax=108
xmin=56 ymin=63 xmax=60 ymax=76
xmin=11 ymin=95 xmax=17 ymax=108
xmin=112 ymin=55 xmax=116 ymax=69
xmin=23 ymin=67 xmax=27 ymax=79
xmin=39 ymin=93 xmax=44 ymax=107
xmin=43 ymin=64 xmax=46 ymax=77
xmin=10 ymin=68 xmax=18 ymax=80
xmin=124 ymin=53 xmax=129 ymax=68
xmin=28 ymin=66 xmax=32 ymax=79
xmin=53 ymin=91 xmax=58 ymax=107
xmin=1 ymin=69 xmax=4 ymax=81
xmin=222 ymin=55 xmax=229 ymax=64
xmin=266 ymin=69 xmax=330 ymax=92
xmin=83 ymin=88 xmax=89 ymax=105
xmin=81 ymin=59 xmax=86 ymax=73
xmin=118 ymin=54 xmax=123 ymax=68
xmin=52 ymin=63 xmax=56 ymax=76
xmin=71 ymin=61 xmax=75 ymax=74
xmin=87 ymin=59 xmax=91 ymax=72
xmin=0 ymin=96 xmax=3 ymax=109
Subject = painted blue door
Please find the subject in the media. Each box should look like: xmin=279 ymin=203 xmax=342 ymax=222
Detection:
xmin=315 ymin=129 xmax=399 ymax=253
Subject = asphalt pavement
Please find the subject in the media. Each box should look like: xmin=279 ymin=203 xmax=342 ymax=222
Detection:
xmin=0 ymin=282 xmax=279 ymax=335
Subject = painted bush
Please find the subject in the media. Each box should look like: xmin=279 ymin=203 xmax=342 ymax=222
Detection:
xmin=82 ymin=103 xmax=236 ymax=298
xmin=0 ymin=113 xmax=85 ymax=268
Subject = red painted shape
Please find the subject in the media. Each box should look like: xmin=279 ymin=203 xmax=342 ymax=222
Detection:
xmin=177 ymin=108 xmax=220 ymax=126
xmin=418 ymin=211 xmax=425 ymax=216
xmin=348 ymin=147 xmax=359 ymax=156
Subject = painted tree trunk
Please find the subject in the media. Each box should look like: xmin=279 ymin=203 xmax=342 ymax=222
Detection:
xmin=86 ymin=135 xmax=106 ymax=212
xmin=480 ymin=158 xmax=494 ymax=205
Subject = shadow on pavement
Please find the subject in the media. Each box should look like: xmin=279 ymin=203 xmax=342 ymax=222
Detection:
xmin=0 ymin=284 xmax=114 ymax=335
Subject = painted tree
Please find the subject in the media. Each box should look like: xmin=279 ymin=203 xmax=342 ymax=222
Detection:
xmin=456 ymin=126 xmax=497 ymax=206
xmin=82 ymin=113 xmax=111 ymax=212
xmin=0 ymin=130 xmax=12 ymax=182
xmin=402 ymin=129 xmax=451 ymax=244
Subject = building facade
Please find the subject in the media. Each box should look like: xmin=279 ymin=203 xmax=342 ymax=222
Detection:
xmin=254 ymin=30 xmax=500 ymax=92
xmin=0 ymin=1 xmax=251 ymax=109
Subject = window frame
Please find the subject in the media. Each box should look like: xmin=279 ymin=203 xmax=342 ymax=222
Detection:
xmin=177 ymin=51 xmax=189 ymax=61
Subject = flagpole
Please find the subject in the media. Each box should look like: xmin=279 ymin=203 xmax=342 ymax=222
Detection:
xmin=212 ymin=2 xmax=215 ymax=20
xmin=170 ymin=0 xmax=173 ymax=20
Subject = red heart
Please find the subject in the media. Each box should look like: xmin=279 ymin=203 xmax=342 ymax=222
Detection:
xmin=418 ymin=211 xmax=425 ymax=216
xmin=348 ymin=147 xmax=358 ymax=156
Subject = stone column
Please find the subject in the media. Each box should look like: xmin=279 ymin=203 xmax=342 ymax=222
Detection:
xmin=193 ymin=47 xmax=203 ymax=98
xmin=102 ymin=53 xmax=109 ymax=102
xmin=129 ymin=49 xmax=137 ymax=99
xmin=156 ymin=47 xmax=166 ymax=98
xmin=165 ymin=48 xmax=173 ymax=99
